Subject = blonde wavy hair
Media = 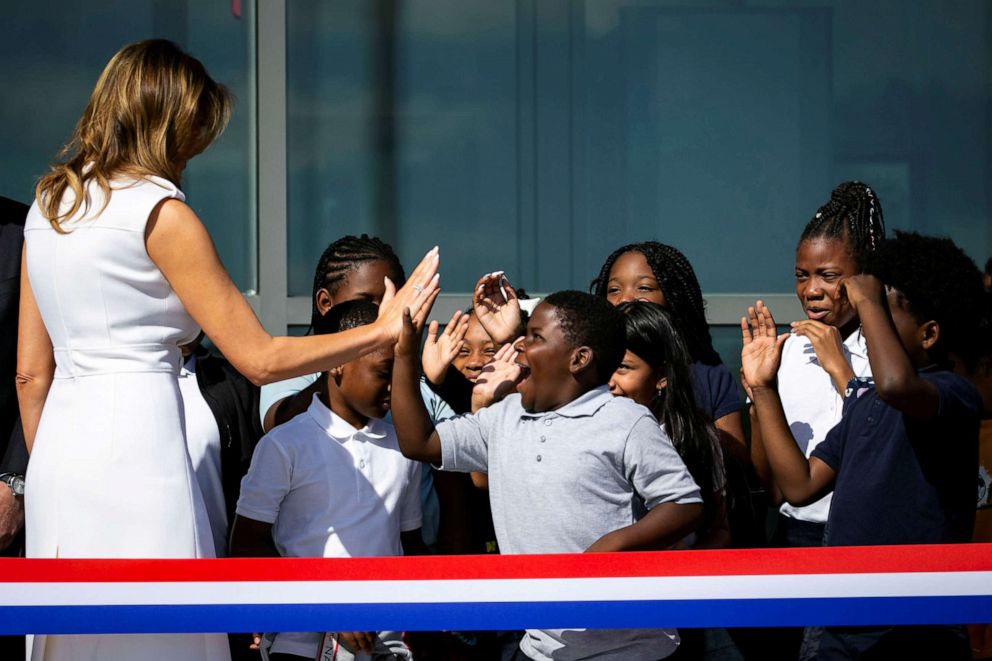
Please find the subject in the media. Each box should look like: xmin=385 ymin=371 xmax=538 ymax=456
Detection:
xmin=36 ymin=39 xmax=232 ymax=231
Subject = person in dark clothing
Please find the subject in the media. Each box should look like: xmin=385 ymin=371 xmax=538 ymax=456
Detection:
xmin=0 ymin=196 xmax=29 ymax=660
xmin=179 ymin=335 xmax=265 ymax=660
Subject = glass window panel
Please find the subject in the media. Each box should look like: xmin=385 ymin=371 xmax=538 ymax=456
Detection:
xmin=0 ymin=0 xmax=256 ymax=291
xmin=286 ymin=0 xmax=991 ymax=297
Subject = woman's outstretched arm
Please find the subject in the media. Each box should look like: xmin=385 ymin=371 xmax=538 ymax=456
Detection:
xmin=146 ymin=199 xmax=439 ymax=386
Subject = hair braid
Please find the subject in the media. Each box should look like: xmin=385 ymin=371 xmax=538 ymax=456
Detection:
xmin=591 ymin=241 xmax=721 ymax=365
xmin=800 ymin=181 xmax=886 ymax=268
xmin=309 ymin=234 xmax=405 ymax=328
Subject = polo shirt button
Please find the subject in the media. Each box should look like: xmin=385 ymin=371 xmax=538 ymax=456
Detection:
xmin=540 ymin=436 xmax=546 ymax=442
xmin=536 ymin=455 xmax=542 ymax=462
xmin=544 ymin=419 xmax=552 ymax=426
xmin=866 ymin=417 xmax=873 ymax=424
xmin=359 ymin=460 xmax=366 ymax=468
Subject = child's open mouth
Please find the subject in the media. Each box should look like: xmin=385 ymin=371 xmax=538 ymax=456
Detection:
xmin=805 ymin=308 xmax=829 ymax=321
xmin=515 ymin=362 xmax=531 ymax=390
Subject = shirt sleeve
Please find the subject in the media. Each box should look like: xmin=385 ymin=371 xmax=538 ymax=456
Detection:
xmin=420 ymin=378 xmax=457 ymax=423
xmin=926 ymin=371 xmax=983 ymax=421
xmin=235 ymin=434 xmax=293 ymax=524
xmin=258 ymin=373 xmax=319 ymax=422
xmin=399 ymin=460 xmax=424 ymax=532
xmin=436 ymin=406 xmax=494 ymax=473
xmin=692 ymin=362 xmax=742 ymax=420
xmin=709 ymin=363 xmax=743 ymax=420
xmin=624 ymin=415 xmax=703 ymax=509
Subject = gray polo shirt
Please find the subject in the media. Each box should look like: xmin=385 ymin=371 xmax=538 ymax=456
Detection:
xmin=437 ymin=385 xmax=701 ymax=661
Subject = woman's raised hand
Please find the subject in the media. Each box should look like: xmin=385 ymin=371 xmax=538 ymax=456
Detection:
xmin=377 ymin=247 xmax=440 ymax=344
xmin=473 ymin=272 xmax=521 ymax=345
xmin=421 ymin=309 xmax=470 ymax=385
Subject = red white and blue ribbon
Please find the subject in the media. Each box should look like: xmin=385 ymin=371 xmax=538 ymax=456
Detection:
xmin=2 ymin=544 xmax=991 ymax=635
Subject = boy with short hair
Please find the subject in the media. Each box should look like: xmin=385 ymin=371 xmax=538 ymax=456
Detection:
xmin=231 ymin=300 xmax=422 ymax=661
xmin=392 ymin=290 xmax=703 ymax=661
xmin=741 ymin=231 xmax=985 ymax=659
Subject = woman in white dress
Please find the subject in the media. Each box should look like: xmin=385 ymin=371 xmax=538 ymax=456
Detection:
xmin=16 ymin=40 xmax=440 ymax=661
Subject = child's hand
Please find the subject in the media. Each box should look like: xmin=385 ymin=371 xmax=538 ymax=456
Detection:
xmin=338 ymin=631 xmax=378 ymax=655
xmin=473 ymin=272 xmax=522 ymax=345
xmin=789 ymin=319 xmax=846 ymax=371
xmin=395 ymin=289 xmax=441 ymax=358
xmin=470 ymin=341 xmax=522 ymax=412
xmin=839 ymin=274 xmax=883 ymax=312
xmin=741 ymin=300 xmax=789 ymax=389
xmin=422 ymin=310 xmax=470 ymax=384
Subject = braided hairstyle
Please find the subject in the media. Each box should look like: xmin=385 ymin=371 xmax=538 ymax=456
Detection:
xmin=591 ymin=241 xmax=721 ymax=366
xmin=617 ymin=301 xmax=719 ymax=516
xmin=309 ymin=234 xmax=405 ymax=328
xmin=800 ymin=181 xmax=886 ymax=269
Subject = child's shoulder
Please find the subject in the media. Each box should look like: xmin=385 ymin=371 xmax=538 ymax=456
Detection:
xmin=920 ymin=369 xmax=983 ymax=415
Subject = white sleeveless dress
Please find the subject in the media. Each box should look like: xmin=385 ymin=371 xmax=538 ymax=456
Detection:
xmin=23 ymin=176 xmax=231 ymax=661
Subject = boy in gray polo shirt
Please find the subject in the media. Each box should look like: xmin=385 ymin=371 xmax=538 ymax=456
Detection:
xmin=392 ymin=290 xmax=703 ymax=660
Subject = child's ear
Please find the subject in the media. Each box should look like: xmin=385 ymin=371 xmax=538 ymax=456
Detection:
xmin=920 ymin=319 xmax=940 ymax=352
xmin=655 ymin=376 xmax=668 ymax=391
xmin=315 ymin=288 xmax=334 ymax=315
xmin=568 ymin=346 xmax=593 ymax=375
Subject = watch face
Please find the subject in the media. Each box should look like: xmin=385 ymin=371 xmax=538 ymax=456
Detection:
xmin=2 ymin=474 xmax=24 ymax=497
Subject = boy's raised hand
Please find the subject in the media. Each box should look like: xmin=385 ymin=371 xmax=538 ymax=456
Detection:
xmin=422 ymin=310 xmax=470 ymax=384
xmin=839 ymin=274 xmax=884 ymax=312
xmin=473 ymin=272 xmax=522 ymax=345
xmin=395 ymin=288 xmax=441 ymax=358
xmin=471 ymin=340 xmax=522 ymax=412
xmin=741 ymin=300 xmax=789 ymax=389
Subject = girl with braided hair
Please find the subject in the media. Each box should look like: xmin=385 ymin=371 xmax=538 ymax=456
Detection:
xmin=591 ymin=241 xmax=746 ymax=458
xmin=744 ymin=181 xmax=885 ymax=661
xmin=260 ymin=234 xmax=407 ymax=430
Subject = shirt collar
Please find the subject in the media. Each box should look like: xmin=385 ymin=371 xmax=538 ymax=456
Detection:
xmin=520 ymin=385 xmax=613 ymax=419
xmin=306 ymin=393 xmax=387 ymax=441
xmin=843 ymin=326 xmax=868 ymax=359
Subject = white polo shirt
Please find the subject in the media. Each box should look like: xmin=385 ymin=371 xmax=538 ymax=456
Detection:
xmin=237 ymin=394 xmax=422 ymax=558
xmin=236 ymin=395 xmax=422 ymax=657
xmin=776 ymin=329 xmax=871 ymax=524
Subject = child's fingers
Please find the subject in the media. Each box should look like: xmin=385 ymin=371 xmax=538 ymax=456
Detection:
xmin=741 ymin=316 xmax=752 ymax=345
xmin=501 ymin=275 xmax=518 ymax=301
xmin=452 ymin=313 xmax=470 ymax=342
xmin=426 ymin=320 xmax=440 ymax=343
xmin=442 ymin=309 xmax=463 ymax=336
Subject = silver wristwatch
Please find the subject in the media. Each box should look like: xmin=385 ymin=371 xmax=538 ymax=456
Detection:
xmin=0 ymin=473 xmax=24 ymax=497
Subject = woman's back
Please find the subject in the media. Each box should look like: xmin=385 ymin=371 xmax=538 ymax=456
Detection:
xmin=25 ymin=175 xmax=198 ymax=377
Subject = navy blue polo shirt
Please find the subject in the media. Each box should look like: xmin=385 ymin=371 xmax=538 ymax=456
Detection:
xmin=811 ymin=369 xmax=981 ymax=547
xmin=690 ymin=361 xmax=742 ymax=422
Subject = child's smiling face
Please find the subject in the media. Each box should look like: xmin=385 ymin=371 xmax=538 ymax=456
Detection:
xmin=608 ymin=350 xmax=666 ymax=407
xmin=605 ymin=251 xmax=666 ymax=306
xmin=794 ymin=237 xmax=860 ymax=332
xmin=513 ymin=302 xmax=577 ymax=412
xmin=452 ymin=314 xmax=497 ymax=382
